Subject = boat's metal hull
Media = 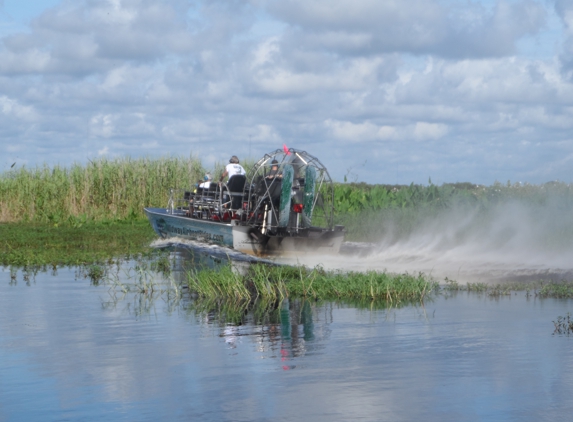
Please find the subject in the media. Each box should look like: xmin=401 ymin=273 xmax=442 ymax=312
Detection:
xmin=144 ymin=207 xmax=345 ymax=256
xmin=144 ymin=208 xmax=234 ymax=247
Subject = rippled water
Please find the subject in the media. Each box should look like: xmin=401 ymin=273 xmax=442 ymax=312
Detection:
xmin=1 ymin=256 xmax=573 ymax=421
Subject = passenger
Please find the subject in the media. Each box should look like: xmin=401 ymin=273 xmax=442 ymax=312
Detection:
xmin=266 ymin=159 xmax=282 ymax=180
xmin=219 ymin=155 xmax=246 ymax=183
xmin=188 ymin=173 xmax=212 ymax=216
xmin=199 ymin=173 xmax=212 ymax=189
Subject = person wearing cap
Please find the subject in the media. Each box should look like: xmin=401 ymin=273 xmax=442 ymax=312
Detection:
xmin=219 ymin=155 xmax=246 ymax=183
xmin=266 ymin=159 xmax=282 ymax=179
xmin=199 ymin=173 xmax=212 ymax=189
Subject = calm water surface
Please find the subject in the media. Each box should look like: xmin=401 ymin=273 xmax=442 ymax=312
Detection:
xmin=1 ymin=258 xmax=573 ymax=421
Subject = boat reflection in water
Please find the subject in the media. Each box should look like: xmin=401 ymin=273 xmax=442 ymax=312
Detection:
xmin=215 ymin=299 xmax=326 ymax=371
xmin=156 ymin=242 xmax=332 ymax=370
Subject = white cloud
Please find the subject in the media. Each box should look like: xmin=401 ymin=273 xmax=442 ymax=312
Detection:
xmin=0 ymin=0 xmax=572 ymax=185
xmin=325 ymin=119 xmax=397 ymax=142
xmin=413 ymin=122 xmax=449 ymax=141
xmin=264 ymin=0 xmax=546 ymax=58
xmin=90 ymin=114 xmax=116 ymax=138
xmin=0 ymin=95 xmax=36 ymax=120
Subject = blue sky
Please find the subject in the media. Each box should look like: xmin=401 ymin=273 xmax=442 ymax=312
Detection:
xmin=0 ymin=0 xmax=572 ymax=185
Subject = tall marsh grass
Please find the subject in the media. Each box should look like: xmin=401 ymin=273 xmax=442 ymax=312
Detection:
xmin=0 ymin=156 xmax=205 ymax=223
xmin=3 ymin=155 xmax=572 ymax=234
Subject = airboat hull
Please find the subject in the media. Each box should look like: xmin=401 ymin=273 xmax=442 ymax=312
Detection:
xmin=144 ymin=207 xmax=234 ymax=247
xmin=144 ymin=207 xmax=345 ymax=256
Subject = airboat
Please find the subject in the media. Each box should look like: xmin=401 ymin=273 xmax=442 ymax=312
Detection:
xmin=144 ymin=148 xmax=345 ymax=255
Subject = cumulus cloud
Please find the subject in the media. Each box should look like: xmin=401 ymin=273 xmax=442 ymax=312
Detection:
xmin=555 ymin=0 xmax=573 ymax=76
xmin=325 ymin=119 xmax=397 ymax=142
xmin=0 ymin=0 xmax=572 ymax=185
xmin=0 ymin=95 xmax=36 ymax=120
xmin=0 ymin=0 xmax=254 ymax=76
xmin=263 ymin=0 xmax=546 ymax=58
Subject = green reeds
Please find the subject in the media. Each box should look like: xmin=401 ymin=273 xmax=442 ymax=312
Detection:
xmin=0 ymin=156 xmax=205 ymax=223
xmin=3 ymin=155 xmax=572 ymax=232
xmin=285 ymin=268 xmax=437 ymax=303
xmin=186 ymin=263 xmax=438 ymax=304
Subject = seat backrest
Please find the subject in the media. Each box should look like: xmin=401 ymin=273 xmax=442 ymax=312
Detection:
xmin=206 ymin=182 xmax=218 ymax=196
xmin=227 ymin=175 xmax=246 ymax=192
xmin=226 ymin=175 xmax=246 ymax=209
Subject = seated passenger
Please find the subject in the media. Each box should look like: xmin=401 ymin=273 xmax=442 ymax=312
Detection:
xmin=266 ymin=159 xmax=282 ymax=180
xmin=199 ymin=173 xmax=212 ymax=190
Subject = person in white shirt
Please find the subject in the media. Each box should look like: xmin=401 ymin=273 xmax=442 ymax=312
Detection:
xmin=199 ymin=173 xmax=212 ymax=189
xmin=219 ymin=156 xmax=246 ymax=183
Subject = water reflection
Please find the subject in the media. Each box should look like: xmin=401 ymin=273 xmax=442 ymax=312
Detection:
xmin=2 ymin=245 xmax=573 ymax=421
xmin=208 ymin=299 xmax=330 ymax=370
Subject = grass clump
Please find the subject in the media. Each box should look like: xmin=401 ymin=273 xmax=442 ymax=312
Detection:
xmin=186 ymin=263 xmax=437 ymax=304
xmin=553 ymin=313 xmax=573 ymax=336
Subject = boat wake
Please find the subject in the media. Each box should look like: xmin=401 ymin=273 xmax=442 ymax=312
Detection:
xmin=150 ymin=237 xmax=276 ymax=265
xmin=149 ymin=197 xmax=573 ymax=284
xmin=279 ymin=200 xmax=573 ymax=284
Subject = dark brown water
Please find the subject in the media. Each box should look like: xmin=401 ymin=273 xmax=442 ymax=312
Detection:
xmin=1 ymin=255 xmax=573 ymax=421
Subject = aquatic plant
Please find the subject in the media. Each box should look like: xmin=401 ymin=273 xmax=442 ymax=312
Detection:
xmin=439 ymin=278 xmax=573 ymax=299
xmin=186 ymin=263 xmax=438 ymax=304
xmin=86 ymin=264 xmax=106 ymax=285
xmin=553 ymin=313 xmax=573 ymax=336
xmin=538 ymin=282 xmax=573 ymax=299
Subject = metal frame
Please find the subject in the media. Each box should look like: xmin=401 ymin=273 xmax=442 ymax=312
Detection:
xmin=242 ymin=148 xmax=335 ymax=233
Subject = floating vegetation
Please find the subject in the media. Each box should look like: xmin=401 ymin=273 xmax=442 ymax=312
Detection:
xmin=553 ymin=313 xmax=573 ymax=336
xmin=103 ymin=258 xmax=179 ymax=296
xmin=443 ymin=279 xmax=489 ymax=293
xmin=86 ymin=264 xmax=107 ymax=285
xmin=441 ymin=278 xmax=573 ymax=299
xmin=186 ymin=263 xmax=437 ymax=304
xmin=538 ymin=282 xmax=573 ymax=299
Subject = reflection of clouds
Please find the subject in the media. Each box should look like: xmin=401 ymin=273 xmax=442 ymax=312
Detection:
xmin=222 ymin=325 xmax=240 ymax=349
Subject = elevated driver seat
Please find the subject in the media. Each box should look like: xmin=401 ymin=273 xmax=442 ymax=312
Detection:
xmin=226 ymin=175 xmax=246 ymax=209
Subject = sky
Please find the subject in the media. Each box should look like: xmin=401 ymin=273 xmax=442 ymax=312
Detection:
xmin=0 ymin=0 xmax=572 ymax=185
